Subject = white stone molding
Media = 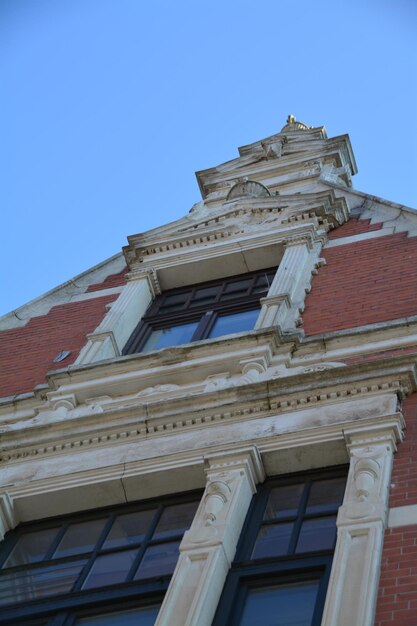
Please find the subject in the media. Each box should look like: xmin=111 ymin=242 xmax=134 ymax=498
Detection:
xmin=388 ymin=504 xmax=417 ymax=528
xmin=0 ymin=493 xmax=17 ymax=541
xmin=155 ymin=447 xmax=265 ymax=626
xmin=75 ymin=273 xmax=155 ymax=365
xmin=321 ymin=424 xmax=402 ymax=626
xmin=255 ymin=237 xmax=321 ymax=332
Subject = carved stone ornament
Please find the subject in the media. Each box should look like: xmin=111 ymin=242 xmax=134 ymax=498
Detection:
xmin=354 ymin=457 xmax=380 ymax=502
xmin=340 ymin=444 xmax=390 ymax=522
xmin=280 ymin=114 xmax=310 ymax=132
xmin=226 ymin=180 xmax=271 ymax=201
xmin=187 ymin=478 xmax=232 ymax=544
xmin=203 ymin=480 xmax=231 ymax=526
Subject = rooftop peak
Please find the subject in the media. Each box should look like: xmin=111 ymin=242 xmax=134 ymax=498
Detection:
xmin=280 ymin=114 xmax=311 ymax=132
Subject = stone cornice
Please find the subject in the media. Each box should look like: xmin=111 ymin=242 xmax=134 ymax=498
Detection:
xmin=0 ymin=349 xmax=414 ymax=463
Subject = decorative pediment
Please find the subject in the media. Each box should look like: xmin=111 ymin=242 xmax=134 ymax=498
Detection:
xmin=226 ymin=180 xmax=271 ymax=200
xmin=123 ymin=190 xmax=349 ymax=268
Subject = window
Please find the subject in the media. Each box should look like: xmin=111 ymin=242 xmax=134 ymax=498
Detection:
xmin=0 ymin=492 xmax=200 ymax=626
xmin=213 ymin=468 xmax=347 ymax=626
xmin=123 ymin=267 xmax=277 ymax=354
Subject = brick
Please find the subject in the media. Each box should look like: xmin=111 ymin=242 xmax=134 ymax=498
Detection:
xmin=303 ymin=231 xmax=417 ymax=336
xmin=0 ymin=294 xmax=117 ymax=398
xmin=86 ymin=268 xmax=127 ymax=292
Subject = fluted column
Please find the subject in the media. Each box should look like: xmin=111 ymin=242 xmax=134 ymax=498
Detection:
xmin=155 ymin=447 xmax=265 ymax=626
xmin=76 ymin=269 xmax=159 ymax=364
xmin=255 ymin=236 xmax=314 ymax=331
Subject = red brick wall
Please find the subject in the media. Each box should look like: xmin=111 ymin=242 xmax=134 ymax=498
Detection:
xmin=389 ymin=395 xmax=417 ymax=509
xmin=375 ymin=525 xmax=417 ymax=625
xmin=303 ymin=232 xmax=417 ymax=335
xmin=374 ymin=394 xmax=417 ymax=625
xmin=86 ymin=268 xmax=127 ymax=292
xmin=328 ymin=217 xmax=382 ymax=240
xmin=0 ymin=294 xmax=117 ymax=398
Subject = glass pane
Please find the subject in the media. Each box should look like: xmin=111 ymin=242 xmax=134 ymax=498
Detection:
xmin=306 ymin=478 xmax=346 ymax=514
xmin=159 ymin=292 xmax=189 ymax=312
xmin=142 ymin=322 xmax=199 ymax=352
xmin=296 ymin=516 xmax=337 ymax=554
xmin=208 ymin=309 xmax=259 ymax=339
xmin=153 ymin=501 xmax=198 ymax=540
xmin=2 ymin=527 xmax=61 ymax=568
xmin=239 ymin=580 xmax=319 ymax=626
xmin=103 ymin=509 xmax=156 ymax=549
xmin=251 ymin=523 xmax=293 ymax=559
xmin=53 ymin=519 xmax=107 ymax=558
xmin=263 ymin=484 xmax=305 ymax=521
xmin=76 ymin=605 xmax=160 ymax=625
xmin=82 ymin=549 xmax=138 ymax=589
xmin=223 ymin=278 xmax=252 ymax=295
xmin=134 ymin=541 xmax=179 ymax=580
xmin=193 ymin=286 xmax=218 ymax=304
xmin=253 ymin=273 xmax=273 ymax=294
xmin=0 ymin=559 xmax=87 ymax=606
xmin=76 ymin=605 xmax=160 ymax=626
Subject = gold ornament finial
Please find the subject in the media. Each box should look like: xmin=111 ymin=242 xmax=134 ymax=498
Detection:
xmin=287 ymin=114 xmax=296 ymax=124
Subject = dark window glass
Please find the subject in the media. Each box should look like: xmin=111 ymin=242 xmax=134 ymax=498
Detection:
xmin=0 ymin=492 xmax=201 ymax=626
xmin=153 ymin=501 xmax=199 ymax=540
xmin=103 ymin=509 xmax=157 ymax=549
xmin=306 ymin=477 xmax=346 ymax=515
xmin=251 ymin=523 xmax=293 ymax=559
xmin=82 ymin=549 xmax=138 ymax=589
xmin=208 ymin=309 xmax=260 ymax=339
xmin=193 ymin=286 xmax=219 ymax=305
xmin=296 ymin=517 xmax=337 ymax=554
xmin=0 ymin=559 xmax=87 ymax=605
xmin=134 ymin=542 xmax=180 ymax=580
xmin=142 ymin=322 xmax=199 ymax=352
xmin=239 ymin=580 xmax=319 ymax=626
xmin=159 ymin=292 xmax=189 ymax=312
xmin=3 ymin=528 xmax=60 ymax=568
xmin=75 ymin=605 xmax=160 ymax=625
xmin=123 ymin=267 xmax=277 ymax=355
xmin=221 ymin=278 xmax=252 ymax=299
xmin=53 ymin=519 xmax=107 ymax=558
xmin=263 ymin=483 xmax=304 ymax=521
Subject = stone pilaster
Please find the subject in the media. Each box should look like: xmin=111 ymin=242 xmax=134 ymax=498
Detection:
xmin=155 ymin=447 xmax=265 ymax=626
xmin=0 ymin=493 xmax=17 ymax=541
xmin=75 ymin=269 xmax=159 ymax=365
xmin=255 ymin=236 xmax=317 ymax=331
xmin=321 ymin=423 xmax=403 ymax=626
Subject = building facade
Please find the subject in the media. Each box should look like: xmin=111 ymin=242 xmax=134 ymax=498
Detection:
xmin=1 ymin=116 xmax=417 ymax=625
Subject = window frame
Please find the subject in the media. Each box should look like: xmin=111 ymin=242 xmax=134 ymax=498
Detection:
xmin=0 ymin=490 xmax=202 ymax=626
xmin=212 ymin=466 xmax=347 ymax=626
xmin=122 ymin=267 xmax=277 ymax=355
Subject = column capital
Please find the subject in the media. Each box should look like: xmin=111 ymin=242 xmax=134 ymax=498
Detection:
xmin=204 ymin=445 xmax=265 ymax=492
xmin=343 ymin=417 xmax=404 ymax=454
xmin=125 ymin=266 xmax=161 ymax=296
xmin=283 ymin=234 xmax=314 ymax=250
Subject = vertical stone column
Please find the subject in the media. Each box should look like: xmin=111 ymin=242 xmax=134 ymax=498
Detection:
xmin=75 ymin=269 xmax=159 ymax=364
xmin=255 ymin=236 xmax=316 ymax=331
xmin=155 ymin=447 xmax=265 ymax=626
xmin=321 ymin=423 xmax=403 ymax=626
xmin=0 ymin=493 xmax=17 ymax=541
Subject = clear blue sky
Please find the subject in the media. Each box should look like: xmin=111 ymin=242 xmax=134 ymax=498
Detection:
xmin=1 ymin=0 xmax=416 ymax=315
